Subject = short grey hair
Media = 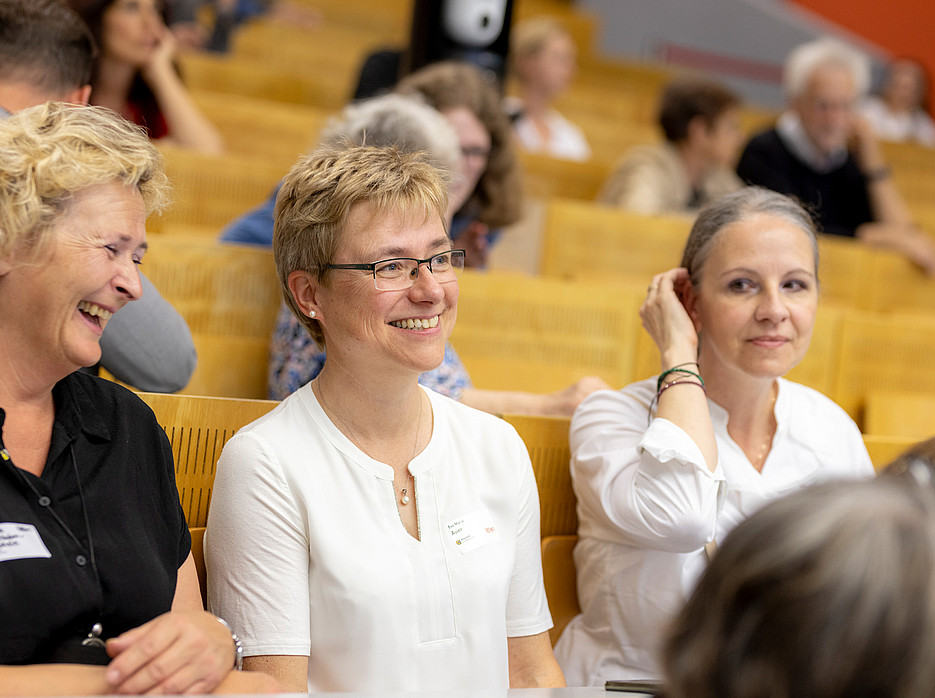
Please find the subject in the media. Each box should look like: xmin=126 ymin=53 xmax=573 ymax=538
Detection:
xmin=319 ymin=93 xmax=460 ymax=177
xmin=784 ymin=37 xmax=871 ymax=99
xmin=664 ymin=478 xmax=935 ymax=698
xmin=681 ymin=187 xmax=819 ymax=285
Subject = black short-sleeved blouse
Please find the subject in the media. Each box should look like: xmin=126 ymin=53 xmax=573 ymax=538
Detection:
xmin=0 ymin=372 xmax=190 ymax=664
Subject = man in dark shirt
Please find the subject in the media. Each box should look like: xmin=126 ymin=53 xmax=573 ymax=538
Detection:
xmin=738 ymin=38 xmax=935 ymax=273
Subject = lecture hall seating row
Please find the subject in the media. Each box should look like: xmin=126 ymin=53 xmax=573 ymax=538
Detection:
xmin=538 ymin=197 xmax=935 ymax=313
xmin=136 ymin=236 xmax=935 ymax=433
xmin=139 ymin=390 xmax=920 ymax=630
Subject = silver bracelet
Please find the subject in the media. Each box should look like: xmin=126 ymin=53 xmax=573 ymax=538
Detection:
xmin=214 ymin=616 xmax=244 ymax=670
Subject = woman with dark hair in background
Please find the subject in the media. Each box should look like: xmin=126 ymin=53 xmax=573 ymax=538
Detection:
xmin=398 ymin=61 xmax=523 ymax=269
xmin=68 ymin=0 xmax=223 ymax=152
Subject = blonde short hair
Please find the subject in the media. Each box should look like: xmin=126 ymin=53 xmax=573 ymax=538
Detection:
xmin=510 ymin=16 xmax=570 ymax=64
xmin=0 ymin=102 xmax=169 ymax=262
xmin=274 ymin=144 xmax=449 ymax=347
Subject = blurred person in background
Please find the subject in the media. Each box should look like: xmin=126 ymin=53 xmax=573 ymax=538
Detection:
xmin=0 ymin=0 xmax=195 ymax=392
xmin=663 ymin=477 xmax=935 ymax=698
xmin=738 ymin=38 xmax=935 ymax=274
xmin=398 ymin=61 xmax=523 ymax=269
xmin=68 ymin=0 xmax=224 ymax=153
xmin=860 ymin=58 xmax=935 ymax=147
xmin=504 ymin=17 xmax=590 ymax=161
xmin=599 ymin=78 xmax=743 ymax=215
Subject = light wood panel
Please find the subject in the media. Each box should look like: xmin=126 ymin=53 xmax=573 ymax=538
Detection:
xmin=539 ymin=198 xmax=691 ymax=282
xmin=137 ymin=391 xmax=279 ymax=527
xmin=452 ymin=271 xmax=639 ymax=393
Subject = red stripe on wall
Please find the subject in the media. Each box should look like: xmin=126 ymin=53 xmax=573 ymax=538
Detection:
xmin=659 ymin=44 xmax=784 ymax=84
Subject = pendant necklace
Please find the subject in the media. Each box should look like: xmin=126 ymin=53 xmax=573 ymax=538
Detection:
xmin=397 ymin=393 xmax=423 ymax=506
xmin=314 ymin=380 xmax=423 ymax=507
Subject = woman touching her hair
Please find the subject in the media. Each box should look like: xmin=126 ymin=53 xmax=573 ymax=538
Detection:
xmin=554 ymin=187 xmax=874 ymax=685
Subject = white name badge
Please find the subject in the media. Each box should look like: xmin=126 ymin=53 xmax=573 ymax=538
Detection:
xmin=446 ymin=509 xmax=500 ymax=554
xmin=0 ymin=522 xmax=52 ymax=562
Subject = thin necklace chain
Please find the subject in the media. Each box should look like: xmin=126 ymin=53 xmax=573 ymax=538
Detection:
xmin=752 ymin=383 xmax=778 ymax=471
xmin=314 ymin=380 xmax=423 ymax=506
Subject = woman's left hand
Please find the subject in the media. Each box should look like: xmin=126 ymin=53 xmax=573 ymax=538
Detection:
xmin=104 ymin=610 xmax=235 ymax=694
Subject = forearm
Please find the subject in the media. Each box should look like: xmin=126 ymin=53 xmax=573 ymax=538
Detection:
xmin=242 ymin=655 xmax=307 ymax=693
xmin=0 ymin=665 xmax=111 ymax=696
xmin=458 ymin=388 xmax=551 ymax=416
xmin=143 ymin=65 xmax=223 ymax=153
xmin=856 ymin=221 xmax=935 ymax=274
xmin=507 ymin=632 xmax=565 ymax=688
xmin=655 ymin=353 xmax=717 ymax=473
xmin=853 ymin=120 xmax=913 ymax=226
xmin=865 ymin=175 xmax=914 ymax=226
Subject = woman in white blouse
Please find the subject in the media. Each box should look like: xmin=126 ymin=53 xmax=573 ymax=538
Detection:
xmin=505 ymin=17 xmax=590 ymax=161
xmin=206 ymin=144 xmax=564 ymax=692
xmin=553 ymin=187 xmax=874 ymax=685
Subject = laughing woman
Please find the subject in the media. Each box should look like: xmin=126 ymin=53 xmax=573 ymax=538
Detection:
xmin=553 ymin=187 xmax=874 ymax=685
xmin=0 ymin=103 xmax=274 ymax=695
xmin=206 ymin=145 xmax=565 ymax=692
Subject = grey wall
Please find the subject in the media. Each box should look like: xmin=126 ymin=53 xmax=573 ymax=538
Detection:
xmin=581 ymin=0 xmax=887 ymax=109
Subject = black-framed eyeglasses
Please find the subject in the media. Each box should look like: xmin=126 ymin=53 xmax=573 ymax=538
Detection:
xmin=324 ymin=249 xmax=466 ymax=291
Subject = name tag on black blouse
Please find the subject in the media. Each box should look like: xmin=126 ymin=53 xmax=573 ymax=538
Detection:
xmin=0 ymin=523 xmax=52 ymax=562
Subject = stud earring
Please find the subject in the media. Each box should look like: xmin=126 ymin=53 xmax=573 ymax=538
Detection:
xmin=309 ymin=310 xmax=316 ymax=318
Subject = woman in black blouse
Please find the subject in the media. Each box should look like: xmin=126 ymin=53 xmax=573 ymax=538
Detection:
xmin=0 ymin=103 xmax=276 ymax=695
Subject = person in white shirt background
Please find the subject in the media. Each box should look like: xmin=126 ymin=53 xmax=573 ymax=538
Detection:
xmin=860 ymin=58 xmax=935 ymax=147
xmin=553 ymin=186 xmax=873 ymax=685
xmin=505 ymin=16 xmax=591 ymax=161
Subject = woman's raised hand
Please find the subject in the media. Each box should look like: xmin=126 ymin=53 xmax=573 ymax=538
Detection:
xmin=640 ymin=268 xmax=699 ymax=368
xmin=142 ymin=23 xmax=178 ymax=83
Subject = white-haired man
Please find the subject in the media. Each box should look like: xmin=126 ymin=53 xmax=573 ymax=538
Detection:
xmin=738 ymin=38 xmax=935 ymax=273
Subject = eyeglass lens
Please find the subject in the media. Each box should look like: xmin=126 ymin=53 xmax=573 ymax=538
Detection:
xmin=373 ymin=251 xmax=464 ymax=290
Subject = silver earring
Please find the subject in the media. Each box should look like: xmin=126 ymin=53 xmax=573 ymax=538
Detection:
xmin=309 ymin=310 xmax=316 ymax=318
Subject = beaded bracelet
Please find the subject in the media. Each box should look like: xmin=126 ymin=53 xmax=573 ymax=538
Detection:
xmin=648 ymin=378 xmax=706 ymax=420
xmin=657 ymin=365 xmax=704 ymax=392
xmin=658 ymin=378 xmax=706 ymax=399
